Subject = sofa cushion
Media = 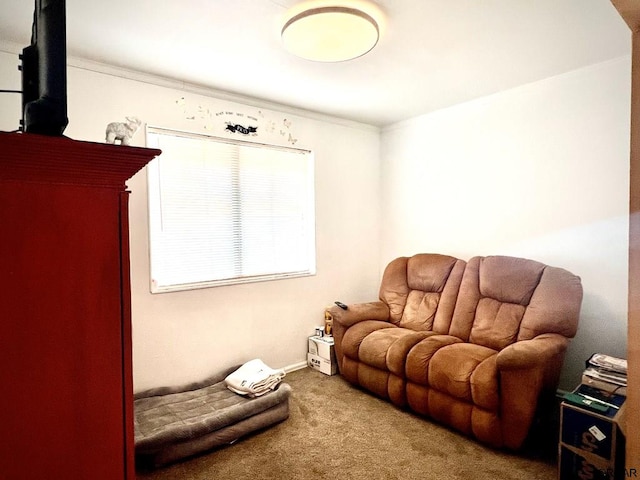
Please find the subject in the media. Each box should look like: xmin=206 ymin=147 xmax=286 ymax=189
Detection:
xmin=428 ymin=343 xmax=499 ymax=411
xmin=379 ymin=254 xmax=466 ymax=333
xmin=341 ymin=320 xmax=396 ymax=360
xmin=356 ymin=362 xmax=391 ymax=400
xmin=399 ymin=290 xmax=440 ymax=331
xmin=406 ymin=254 xmax=457 ymax=292
xmin=469 ymin=298 xmax=526 ymax=351
xmin=478 ymin=256 xmax=544 ymax=305
xmin=359 ymin=328 xmax=434 ymax=376
xmin=450 ymin=256 xmax=547 ymax=349
xmin=518 ymin=266 xmax=583 ymax=340
xmin=405 ymin=335 xmax=463 ymax=385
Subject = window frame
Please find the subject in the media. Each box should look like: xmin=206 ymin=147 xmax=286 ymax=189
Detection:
xmin=145 ymin=125 xmax=316 ymax=293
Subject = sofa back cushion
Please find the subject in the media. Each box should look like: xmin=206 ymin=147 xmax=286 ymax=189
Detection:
xmin=518 ymin=265 xmax=583 ymax=341
xmin=379 ymin=254 xmax=465 ymax=332
xmin=449 ymin=256 xmax=582 ymax=350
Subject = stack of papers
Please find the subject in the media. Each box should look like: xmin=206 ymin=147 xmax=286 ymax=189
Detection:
xmin=582 ymin=353 xmax=627 ymax=394
xmin=583 ymin=367 xmax=627 ymax=387
xmin=225 ymin=359 xmax=286 ymax=398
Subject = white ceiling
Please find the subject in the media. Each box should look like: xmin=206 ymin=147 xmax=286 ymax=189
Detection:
xmin=0 ymin=0 xmax=631 ymax=127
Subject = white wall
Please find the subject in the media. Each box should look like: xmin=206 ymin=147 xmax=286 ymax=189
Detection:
xmin=0 ymin=50 xmax=22 ymax=133
xmin=0 ymin=50 xmax=382 ymax=392
xmin=380 ymin=57 xmax=631 ymax=389
xmin=0 ymin=47 xmax=631 ymax=392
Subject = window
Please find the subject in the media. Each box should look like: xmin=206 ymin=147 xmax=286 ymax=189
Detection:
xmin=146 ymin=126 xmax=316 ymax=293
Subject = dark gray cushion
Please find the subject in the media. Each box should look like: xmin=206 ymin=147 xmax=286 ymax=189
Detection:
xmin=134 ymin=366 xmax=291 ymax=466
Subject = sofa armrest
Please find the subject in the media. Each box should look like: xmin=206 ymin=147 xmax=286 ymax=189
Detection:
xmin=497 ymin=333 xmax=570 ymax=448
xmin=327 ymin=301 xmax=390 ymax=328
xmin=496 ymin=333 xmax=569 ymax=371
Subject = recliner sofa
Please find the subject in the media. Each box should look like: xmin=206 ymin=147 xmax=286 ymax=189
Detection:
xmin=328 ymin=254 xmax=583 ymax=449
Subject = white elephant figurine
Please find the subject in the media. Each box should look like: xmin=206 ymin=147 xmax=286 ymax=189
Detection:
xmin=105 ymin=116 xmax=142 ymax=145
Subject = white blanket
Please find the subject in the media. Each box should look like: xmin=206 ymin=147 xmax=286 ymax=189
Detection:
xmin=224 ymin=359 xmax=286 ymax=397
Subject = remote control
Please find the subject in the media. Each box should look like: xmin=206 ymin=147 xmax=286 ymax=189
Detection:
xmin=335 ymin=301 xmax=348 ymax=310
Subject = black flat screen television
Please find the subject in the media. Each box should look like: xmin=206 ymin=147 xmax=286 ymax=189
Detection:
xmin=21 ymin=0 xmax=68 ymax=136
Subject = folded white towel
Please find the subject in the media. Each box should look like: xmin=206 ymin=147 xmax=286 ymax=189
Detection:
xmin=225 ymin=359 xmax=285 ymax=398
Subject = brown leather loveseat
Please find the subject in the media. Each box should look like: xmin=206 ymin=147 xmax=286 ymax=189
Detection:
xmin=328 ymin=254 xmax=583 ymax=450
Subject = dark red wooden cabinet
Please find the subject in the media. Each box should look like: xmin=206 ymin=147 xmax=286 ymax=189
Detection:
xmin=0 ymin=132 xmax=159 ymax=480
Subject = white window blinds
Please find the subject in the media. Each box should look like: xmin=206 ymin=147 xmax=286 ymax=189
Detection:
xmin=146 ymin=127 xmax=316 ymax=293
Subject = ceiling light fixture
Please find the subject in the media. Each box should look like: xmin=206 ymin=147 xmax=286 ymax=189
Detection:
xmin=281 ymin=5 xmax=380 ymax=62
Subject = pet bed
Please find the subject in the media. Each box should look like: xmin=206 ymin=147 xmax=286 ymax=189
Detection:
xmin=134 ymin=365 xmax=291 ymax=468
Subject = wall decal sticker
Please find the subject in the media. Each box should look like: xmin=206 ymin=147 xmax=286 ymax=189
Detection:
xmin=225 ymin=123 xmax=258 ymax=135
xmin=175 ymin=98 xmax=300 ymax=145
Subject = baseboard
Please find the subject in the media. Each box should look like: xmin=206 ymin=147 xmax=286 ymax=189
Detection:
xmin=284 ymin=361 xmax=308 ymax=373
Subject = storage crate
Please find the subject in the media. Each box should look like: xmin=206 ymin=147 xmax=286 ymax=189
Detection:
xmin=559 ymin=385 xmax=626 ymax=480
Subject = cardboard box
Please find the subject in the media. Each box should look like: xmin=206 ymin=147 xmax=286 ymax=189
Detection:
xmin=559 ymin=385 xmax=626 ymax=480
xmin=307 ymin=335 xmax=336 ymax=375
xmin=308 ymin=335 xmax=335 ymax=360
xmin=559 ymin=446 xmax=613 ymax=480
xmin=307 ymin=352 xmax=337 ymax=375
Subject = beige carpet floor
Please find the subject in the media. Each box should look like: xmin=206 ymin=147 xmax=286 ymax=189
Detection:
xmin=136 ymin=367 xmax=558 ymax=480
